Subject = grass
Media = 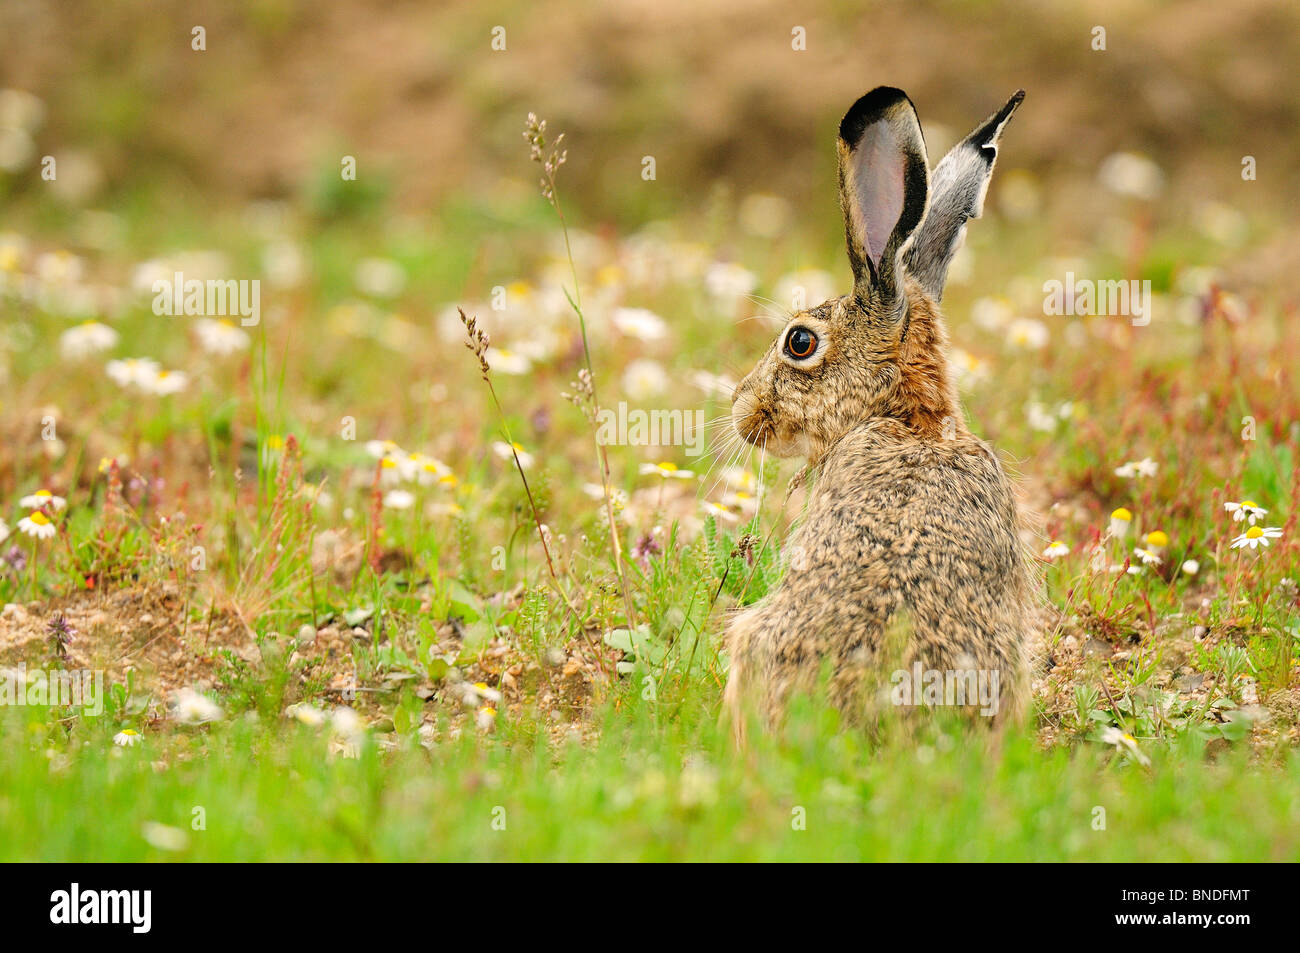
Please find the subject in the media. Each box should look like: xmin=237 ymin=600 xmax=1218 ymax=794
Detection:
xmin=5 ymin=704 xmax=1299 ymax=862
xmin=2 ymin=106 xmax=1298 ymax=861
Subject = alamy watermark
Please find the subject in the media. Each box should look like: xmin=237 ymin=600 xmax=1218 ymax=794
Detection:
xmin=595 ymin=401 xmax=706 ymax=457
xmin=152 ymin=271 xmax=260 ymax=326
xmin=890 ymin=662 xmax=1001 ymax=717
xmin=1 ymin=664 xmax=104 ymax=716
xmin=1043 ymin=272 xmax=1151 ymax=326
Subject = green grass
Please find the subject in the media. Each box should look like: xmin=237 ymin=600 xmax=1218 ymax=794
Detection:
xmin=5 ymin=703 xmax=1298 ymax=862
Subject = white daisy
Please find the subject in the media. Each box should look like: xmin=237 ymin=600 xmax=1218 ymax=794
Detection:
xmin=701 ymin=500 xmax=738 ymax=523
xmin=364 ymin=439 xmax=402 ymax=459
xmin=610 ymin=306 xmax=668 ymax=341
xmin=382 ymin=489 xmax=416 ymax=510
xmin=113 ymin=728 xmax=142 ymax=747
xmin=492 ymin=441 xmax=534 ymax=470
xmin=1099 ymin=726 xmax=1151 ymax=766
xmin=622 ymin=358 xmax=669 ymax=399
xmin=1042 ymin=541 xmax=1070 ymax=560
xmin=59 ymin=320 xmax=118 ymax=359
xmin=639 ymin=461 xmax=695 ymax=480
xmin=106 ymin=357 xmax=160 ymax=389
xmin=287 ymin=703 xmax=327 ymax=727
xmin=170 ymin=688 xmax=224 ymax=725
xmin=19 ymin=489 xmax=65 ymax=511
xmin=1006 ymin=318 xmax=1049 ymax=350
xmin=416 ymin=458 xmax=455 ymax=487
xmin=141 ymin=368 xmax=189 ymax=395
xmin=1108 ymin=508 xmax=1133 ymax=538
xmin=194 ymin=317 xmax=250 ymax=356
xmin=1223 ymin=500 xmax=1267 ymax=524
xmin=17 ymin=511 xmax=56 ymax=539
xmin=1133 ymin=547 xmax=1163 ymax=566
xmin=1230 ymin=526 xmax=1282 ymax=551
xmin=485 ymin=347 xmax=532 ymax=375
xmin=1114 ymin=457 xmax=1159 ymax=479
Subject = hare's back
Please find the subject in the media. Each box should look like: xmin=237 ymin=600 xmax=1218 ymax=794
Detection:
xmin=815 ymin=427 xmax=1023 ymax=593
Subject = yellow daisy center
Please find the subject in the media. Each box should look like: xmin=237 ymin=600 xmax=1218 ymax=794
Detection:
xmin=1111 ymin=507 xmax=1132 ymax=521
xmin=658 ymin=462 xmax=678 ymax=472
xmin=1241 ymin=500 xmax=1257 ymax=510
xmin=1146 ymin=530 xmax=1168 ymax=547
xmin=1246 ymin=526 xmax=1263 ymax=539
xmin=29 ymin=511 xmax=50 ymax=526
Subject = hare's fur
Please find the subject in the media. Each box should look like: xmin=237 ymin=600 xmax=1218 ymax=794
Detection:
xmin=723 ymin=88 xmax=1035 ymax=732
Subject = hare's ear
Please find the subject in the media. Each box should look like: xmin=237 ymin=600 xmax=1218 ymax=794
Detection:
xmin=905 ymin=90 xmax=1024 ymax=302
xmin=837 ymin=87 xmax=930 ymax=307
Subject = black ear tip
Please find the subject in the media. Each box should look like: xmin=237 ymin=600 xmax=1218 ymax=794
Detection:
xmin=839 ymin=86 xmax=914 ymax=144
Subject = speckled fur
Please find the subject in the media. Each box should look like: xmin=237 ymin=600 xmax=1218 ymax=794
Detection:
xmin=724 ymin=88 xmax=1035 ymax=734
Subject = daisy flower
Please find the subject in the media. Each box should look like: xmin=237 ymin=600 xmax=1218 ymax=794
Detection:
xmin=382 ymin=489 xmax=415 ymax=510
xmin=19 ymin=489 xmax=65 ymax=511
xmin=1133 ymin=547 xmax=1163 ymax=566
xmin=365 ymin=439 xmax=402 ymax=459
xmin=1006 ymin=317 xmax=1049 ymax=350
xmin=415 ymin=457 xmax=452 ymax=486
xmin=1108 ymin=507 xmax=1133 ymax=538
xmin=106 ymin=357 xmax=160 ymax=389
xmin=170 ymin=688 xmax=224 ymax=725
xmin=287 ymin=703 xmax=327 ymax=727
xmin=113 ymin=728 xmax=142 ymax=747
xmin=1042 ymin=540 xmax=1070 ymax=560
xmin=194 ymin=317 xmax=250 ymax=356
xmin=1099 ymin=725 xmax=1151 ymax=766
xmin=1144 ymin=530 xmax=1169 ymax=550
xmin=1224 ymin=500 xmax=1267 ymax=524
xmin=1181 ymin=559 xmax=1200 ymax=576
xmin=722 ymin=489 xmax=758 ymax=515
xmin=59 ymin=320 xmax=118 ymax=359
xmin=701 ymin=500 xmax=738 ymax=523
xmin=460 ymin=681 xmax=503 ymax=706
xmin=485 ymin=347 xmax=532 ymax=375
xmin=378 ymin=456 xmax=406 ymax=486
xmin=492 ymin=441 xmax=534 ymax=470
xmin=142 ymin=368 xmax=189 ymax=395
xmin=1230 ymin=526 xmax=1282 ymax=551
xmin=640 ymin=461 xmax=695 ymax=480
xmin=610 ymin=307 xmax=668 ymax=341
xmin=1114 ymin=458 xmax=1158 ymax=479
xmin=17 ymin=511 xmax=56 ymax=539
xmin=622 ymin=358 xmax=669 ymax=399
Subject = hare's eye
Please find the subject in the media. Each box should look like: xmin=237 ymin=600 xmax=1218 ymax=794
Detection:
xmin=784 ymin=327 xmax=818 ymax=360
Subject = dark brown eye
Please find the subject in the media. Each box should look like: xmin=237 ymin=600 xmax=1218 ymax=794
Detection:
xmin=785 ymin=327 xmax=818 ymax=360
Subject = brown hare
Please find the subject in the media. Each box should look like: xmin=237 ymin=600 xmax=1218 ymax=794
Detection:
xmin=723 ymin=87 xmax=1034 ymax=735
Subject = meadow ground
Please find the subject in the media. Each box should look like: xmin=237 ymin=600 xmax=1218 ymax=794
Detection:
xmin=2 ymin=106 xmax=1299 ymax=861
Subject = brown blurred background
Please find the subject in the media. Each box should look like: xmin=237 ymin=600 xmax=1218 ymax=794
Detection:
xmin=2 ymin=0 xmax=1297 ymax=216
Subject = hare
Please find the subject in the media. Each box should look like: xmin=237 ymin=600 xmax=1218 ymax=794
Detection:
xmin=722 ymin=87 xmax=1034 ymax=735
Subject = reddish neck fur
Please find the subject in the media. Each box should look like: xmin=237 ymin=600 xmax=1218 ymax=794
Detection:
xmin=885 ymin=282 xmax=963 ymax=441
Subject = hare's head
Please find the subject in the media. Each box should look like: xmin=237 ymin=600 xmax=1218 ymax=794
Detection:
xmin=732 ymin=86 xmax=1023 ymax=459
